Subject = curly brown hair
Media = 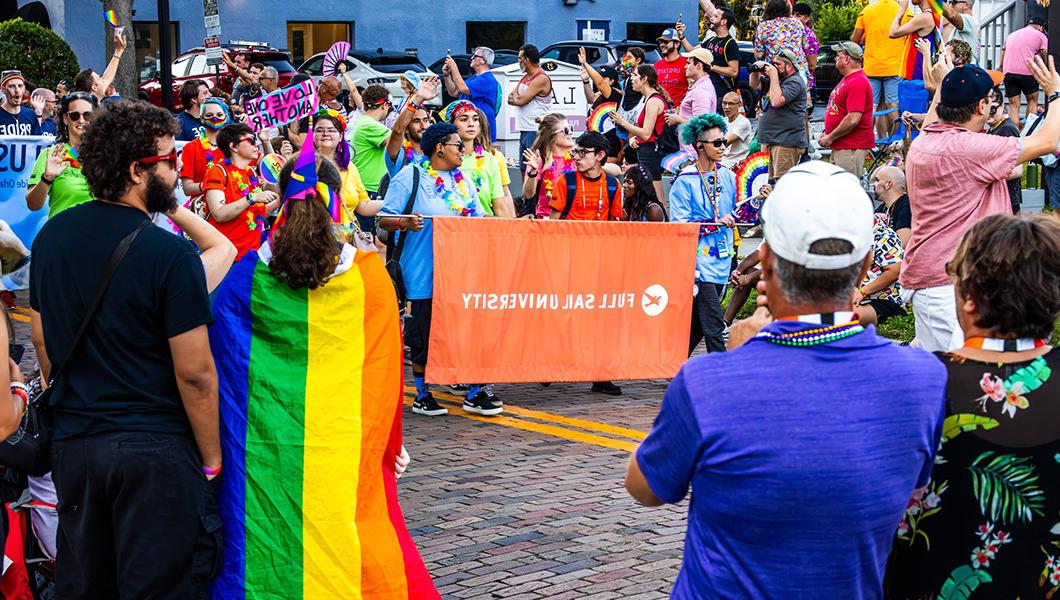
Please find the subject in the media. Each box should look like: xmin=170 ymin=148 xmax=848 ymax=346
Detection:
xmin=271 ymin=157 xmax=344 ymax=290
xmin=947 ymin=214 xmax=1060 ymax=340
xmin=79 ymin=100 xmax=179 ymax=201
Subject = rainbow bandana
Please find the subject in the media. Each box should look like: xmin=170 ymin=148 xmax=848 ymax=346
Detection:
xmin=442 ymin=99 xmax=477 ymax=123
xmin=208 ymin=248 xmax=440 ymax=600
xmin=272 ymin=124 xmax=342 ymax=235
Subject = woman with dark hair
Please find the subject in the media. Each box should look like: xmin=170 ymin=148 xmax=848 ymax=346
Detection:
xmin=26 ymin=92 xmax=99 ymax=216
xmin=754 ymin=0 xmax=811 ymax=83
xmin=622 ymin=163 xmax=666 ymax=222
xmin=208 ymin=154 xmax=440 ymax=599
xmin=886 ymin=214 xmax=1060 ymax=599
xmin=611 ymin=65 xmax=670 ymax=203
xmin=522 ymin=113 xmax=576 ymax=218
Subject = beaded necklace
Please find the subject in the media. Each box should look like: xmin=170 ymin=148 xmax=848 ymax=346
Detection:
xmin=542 ymin=152 xmax=576 ymax=202
xmin=198 ymin=132 xmax=222 ymax=168
xmin=753 ymin=312 xmax=865 ymax=347
xmin=223 ymin=158 xmax=263 ymax=230
xmin=577 ymin=172 xmax=607 ymax=219
xmin=402 ymin=140 xmax=417 ymax=165
xmin=422 ymin=160 xmax=478 ymax=217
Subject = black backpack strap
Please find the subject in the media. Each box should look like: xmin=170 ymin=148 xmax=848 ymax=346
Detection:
xmin=560 ymin=171 xmax=578 ymax=220
xmin=385 ymin=166 xmax=420 ymax=302
xmin=47 ymin=218 xmax=152 ymax=391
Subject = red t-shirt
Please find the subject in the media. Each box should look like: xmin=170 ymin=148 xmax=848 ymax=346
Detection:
xmin=654 ymin=56 xmax=689 ymax=106
xmin=824 ymin=69 xmax=876 ymax=150
xmin=202 ymin=163 xmax=264 ymax=260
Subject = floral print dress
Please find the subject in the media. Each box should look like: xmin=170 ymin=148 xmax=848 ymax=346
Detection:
xmin=886 ymin=348 xmax=1060 ymax=599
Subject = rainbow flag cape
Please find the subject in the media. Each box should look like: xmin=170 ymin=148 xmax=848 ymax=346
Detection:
xmin=209 ymin=250 xmax=439 ymax=600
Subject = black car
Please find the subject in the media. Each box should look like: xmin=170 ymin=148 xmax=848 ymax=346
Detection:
xmin=813 ymin=42 xmax=842 ymax=103
xmin=427 ymin=51 xmax=519 ymax=105
xmin=539 ymin=40 xmax=661 ymax=68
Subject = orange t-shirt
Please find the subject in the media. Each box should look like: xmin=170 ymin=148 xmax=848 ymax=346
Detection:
xmin=548 ymin=172 xmax=623 ymax=221
xmin=202 ymin=163 xmax=264 ymax=260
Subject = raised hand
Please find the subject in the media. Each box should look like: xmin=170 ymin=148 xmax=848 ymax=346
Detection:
xmin=1028 ymin=55 xmax=1060 ymax=96
xmin=416 ymin=76 xmax=441 ymax=102
xmin=44 ymin=145 xmax=69 ymax=180
xmin=522 ymin=148 xmax=542 ymax=173
xmin=113 ymin=29 xmax=127 ymax=55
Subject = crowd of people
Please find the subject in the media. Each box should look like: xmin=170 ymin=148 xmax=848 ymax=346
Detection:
xmin=0 ymin=0 xmax=1055 ymax=597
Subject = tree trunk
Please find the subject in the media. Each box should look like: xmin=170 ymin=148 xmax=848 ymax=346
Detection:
xmin=103 ymin=0 xmax=137 ymax=98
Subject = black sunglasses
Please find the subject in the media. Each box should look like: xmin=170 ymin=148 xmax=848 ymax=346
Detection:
xmin=67 ymin=111 xmax=93 ymax=122
xmin=697 ymin=139 xmax=728 ymax=148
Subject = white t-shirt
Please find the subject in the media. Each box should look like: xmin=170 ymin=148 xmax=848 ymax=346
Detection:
xmin=722 ymin=114 xmax=752 ymax=168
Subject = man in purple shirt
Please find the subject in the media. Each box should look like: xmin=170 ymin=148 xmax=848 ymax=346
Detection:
xmin=626 ymin=161 xmax=947 ymax=599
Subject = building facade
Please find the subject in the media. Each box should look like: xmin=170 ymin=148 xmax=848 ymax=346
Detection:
xmin=26 ymin=0 xmax=697 ymax=78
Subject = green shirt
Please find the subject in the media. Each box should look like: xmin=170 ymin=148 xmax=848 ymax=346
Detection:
xmin=29 ymin=143 xmax=92 ymax=217
xmin=350 ymin=115 xmax=391 ymax=193
xmin=460 ymin=149 xmax=502 ymax=214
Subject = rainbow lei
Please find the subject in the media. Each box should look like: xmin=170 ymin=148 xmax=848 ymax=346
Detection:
xmin=63 ymin=145 xmax=81 ymax=169
xmin=422 ymin=161 xmax=478 ymax=217
xmin=198 ymin=130 xmax=222 ymax=168
xmin=542 ymin=152 xmax=575 ymax=201
xmin=402 ymin=140 xmax=417 ymax=165
xmin=224 ymin=158 xmax=263 ymax=230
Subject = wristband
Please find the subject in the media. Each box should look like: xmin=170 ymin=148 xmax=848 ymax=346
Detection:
xmin=40 ymin=174 xmax=55 ymax=186
xmin=526 ymin=169 xmax=539 ymax=178
xmin=405 ymin=101 xmax=422 ymax=112
xmin=10 ymin=383 xmax=28 ymax=417
xmin=1048 ymin=92 xmax=1060 ymax=105
xmin=202 ymin=464 xmax=222 ymax=477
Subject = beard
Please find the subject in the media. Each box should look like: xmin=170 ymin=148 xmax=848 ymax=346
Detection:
xmin=145 ymin=169 xmax=178 ymax=214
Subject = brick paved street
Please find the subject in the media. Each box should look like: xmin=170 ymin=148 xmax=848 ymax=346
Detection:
xmin=398 ymin=379 xmax=686 ymax=600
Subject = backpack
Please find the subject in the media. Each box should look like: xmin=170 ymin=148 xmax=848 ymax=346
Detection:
xmin=559 ymin=171 xmax=620 ymax=220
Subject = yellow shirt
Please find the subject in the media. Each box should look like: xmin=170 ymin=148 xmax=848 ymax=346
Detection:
xmin=855 ymin=0 xmax=913 ymax=78
xmin=490 ymin=148 xmax=510 ymax=187
xmin=339 ymin=164 xmax=370 ymax=230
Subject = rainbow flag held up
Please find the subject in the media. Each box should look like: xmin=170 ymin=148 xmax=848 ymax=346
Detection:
xmin=209 ymin=249 xmax=439 ymax=600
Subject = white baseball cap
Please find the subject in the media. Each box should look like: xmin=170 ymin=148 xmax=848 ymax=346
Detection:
xmin=761 ymin=161 xmax=874 ymax=270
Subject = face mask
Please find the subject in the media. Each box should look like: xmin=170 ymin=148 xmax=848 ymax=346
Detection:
xmin=203 ymin=113 xmax=228 ymax=130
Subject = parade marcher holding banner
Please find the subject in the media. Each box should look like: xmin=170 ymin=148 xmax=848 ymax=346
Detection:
xmin=27 ymin=92 xmax=97 ymax=217
xmin=444 ymin=100 xmax=506 ymax=217
xmin=379 ymin=123 xmax=500 ymax=417
xmin=549 ymin=131 xmax=624 ymax=397
xmin=627 ymin=161 xmax=946 ymax=599
xmin=208 ymin=140 xmax=440 ymax=600
xmin=902 ymin=56 xmax=1060 ymax=352
xmin=886 ymin=214 xmax=1060 ymax=599
xmin=0 ymin=71 xmax=41 ymax=136
xmin=204 ymin=123 xmax=282 ymax=260
xmin=30 ymin=100 xmax=227 ymax=600
xmin=669 ymin=113 xmax=740 ymax=356
xmin=178 ymin=97 xmax=229 ymax=218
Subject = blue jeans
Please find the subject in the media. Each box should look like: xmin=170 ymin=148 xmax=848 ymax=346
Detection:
xmin=1047 ymin=165 xmax=1060 ymax=209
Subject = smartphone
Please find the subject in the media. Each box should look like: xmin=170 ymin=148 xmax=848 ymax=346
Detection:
xmin=677 ymin=13 xmax=683 ymax=23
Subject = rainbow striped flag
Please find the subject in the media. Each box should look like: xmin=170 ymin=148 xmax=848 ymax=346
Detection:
xmin=209 ymin=249 xmax=439 ymax=600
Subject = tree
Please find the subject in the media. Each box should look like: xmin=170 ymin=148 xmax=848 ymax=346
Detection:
xmin=102 ymin=0 xmax=137 ymax=98
xmin=0 ymin=18 xmax=79 ymax=90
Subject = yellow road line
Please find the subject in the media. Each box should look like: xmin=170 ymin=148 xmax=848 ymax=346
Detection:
xmin=402 ymin=394 xmax=637 ymax=452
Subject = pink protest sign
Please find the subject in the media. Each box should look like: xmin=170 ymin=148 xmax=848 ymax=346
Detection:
xmin=244 ymin=79 xmax=319 ymax=132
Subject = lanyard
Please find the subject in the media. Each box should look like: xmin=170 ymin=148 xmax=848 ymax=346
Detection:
xmin=963 ymin=337 xmax=1048 ymax=352
xmin=696 ymin=162 xmax=719 ymax=223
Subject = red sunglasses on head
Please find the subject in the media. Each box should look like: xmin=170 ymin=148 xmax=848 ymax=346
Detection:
xmin=137 ymin=150 xmax=178 ymax=167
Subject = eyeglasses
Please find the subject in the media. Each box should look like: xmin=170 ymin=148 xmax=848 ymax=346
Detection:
xmin=554 ymin=126 xmax=574 ymax=136
xmin=67 ymin=111 xmax=93 ymax=122
xmin=572 ymin=148 xmax=598 ymax=157
xmin=442 ymin=141 xmax=466 ymax=151
xmin=471 ymin=54 xmax=484 ymax=61
xmin=314 ymin=128 xmax=340 ymax=135
xmin=137 ymin=149 xmax=179 ymax=167
xmin=697 ymin=139 xmax=728 ymax=148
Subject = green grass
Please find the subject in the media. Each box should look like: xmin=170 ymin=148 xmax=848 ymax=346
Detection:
xmin=724 ymin=290 xmax=1060 ymax=345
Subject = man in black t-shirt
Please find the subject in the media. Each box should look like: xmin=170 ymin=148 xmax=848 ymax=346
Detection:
xmin=702 ymin=9 xmax=741 ymax=111
xmin=871 ymin=165 xmax=912 ymax=246
xmin=29 ymin=102 xmax=223 ymax=599
xmin=986 ymin=89 xmax=1024 ymax=214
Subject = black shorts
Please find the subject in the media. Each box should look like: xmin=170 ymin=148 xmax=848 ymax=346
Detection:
xmin=406 ymin=298 xmax=433 ymax=366
xmin=867 ymin=298 xmax=906 ymax=323
xmin=637 ymin=143 xmax=663 ymax=180
xmin=1004 ymin=73 xmax=1039 ymax=98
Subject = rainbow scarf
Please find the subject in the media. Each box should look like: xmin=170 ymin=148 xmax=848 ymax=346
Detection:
xmin=209 ymin=250 xmax=439 ymax=600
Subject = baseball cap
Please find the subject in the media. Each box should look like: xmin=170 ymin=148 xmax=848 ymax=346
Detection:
xmin=830 ymin=41 xmax=864 ymax=61
xmin=657 ymin=28 xmax=679 ymax=42
xmin=772 ymin=48 xmax=799 ymax=65
xmin=1029 ymin=15 xmax=1046 ymax=25
xmin=681 ymin=47 xmax=715 ymax=66
xmin=940 ymin=64 xmax=994 ymax=108
xmin=597 ymin=65 xmax=620 ymax=81
xmin=761 ymin=161 xmax=874 ymax=270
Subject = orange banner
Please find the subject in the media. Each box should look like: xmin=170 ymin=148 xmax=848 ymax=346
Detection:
xmin=427 ymin=218 xmax=700 ymax=384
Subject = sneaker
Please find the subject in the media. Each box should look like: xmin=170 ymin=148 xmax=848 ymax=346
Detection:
xmin=412 ymin=393 xmax=448 ymax=416
xmin=590 ymin=381 xmax=623 ymax=396
xmin=483 ymin=384 xmax=502 ymax=407
xmin=441 ymin=384 xmax=469 ymax=397
xmin=463 ymin=391 xmax=503 ymax=416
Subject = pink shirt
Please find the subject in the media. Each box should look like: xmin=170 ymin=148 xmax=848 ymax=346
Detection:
xmin=1002 ymin=25 xmax=1048 ymax=76
xmin=901 ymin=123 xmax=1020 ymax=290
xmin=679 ymin=76 xmax=717 ymax=120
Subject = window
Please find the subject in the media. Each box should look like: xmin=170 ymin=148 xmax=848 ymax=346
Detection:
xmin=286 ymin=22 xmax=352 ymax=66
xmin=134 ymin=21 xmax=179 ymax=82
xmin=187 ymin=54 xmax=209 ymax=78
xmin=170 ymin=54 xmax=193 ymax=79
xmin=541 ymin=46 xmax=602 ymax=66
xmin=626 ymin=23 xmax=671 ymax=44
xmin=466 ymin=21 xmax=526 ymax=53
xmin=300 ymin=55 xmax=325 ymax=76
